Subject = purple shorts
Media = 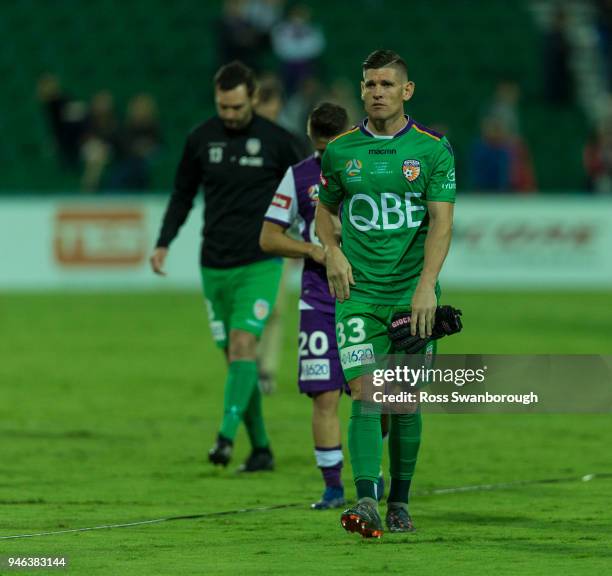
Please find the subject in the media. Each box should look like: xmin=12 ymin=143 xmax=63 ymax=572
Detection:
xmin=298 ymin=306 xmax=348 ymax=396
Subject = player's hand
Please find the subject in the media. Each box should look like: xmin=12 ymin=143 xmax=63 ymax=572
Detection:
xmin=325 ymin=246 xmax=354 ymax=303
xmin=410 ymin=284 xmax=437 ymax=338
xmin=150 ymin=247 xmax=168 ymax=276
xmin=307 ymin=244 xmax=326 ymax=265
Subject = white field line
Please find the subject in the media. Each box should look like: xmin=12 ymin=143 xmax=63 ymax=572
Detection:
xmin=0 ymin=473 xmax=609 ymax=540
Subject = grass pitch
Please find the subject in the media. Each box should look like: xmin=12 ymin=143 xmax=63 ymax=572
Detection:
xmin=0 ymin=290 xmax=611 ymax=575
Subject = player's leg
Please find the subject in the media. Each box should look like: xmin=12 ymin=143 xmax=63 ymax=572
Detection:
xmin=346 ymin=375 xmax=383 ymax=500
xmin=311 ymin=390 xmax=344 ymax=509
xmin=209 ymin=327 xmax=261 ymax=465
xmin=336 ymin=301 xmax=389 ymax=537
xmin=386 ymin=410 xmax=421 ymax=532
xmin=239 ymin=353 xmax=274 ymax=472
xmin=200 ymin=267 xmax=231 ymax=351
xmin=219 ymin=327 xmax=259 ymax=439
xmin=340 ymin=374 xmax=384 ymax=538
xmin=256 ymin=262 xmax=289 ymax=394
xmin=201 ymin=266 xmax=236 ymax=466
xmin=229 ymin=259 xmax=283 ymax=471
xmin=298 ymin=305 xmax=346 ymax=508
xmin=385 ymin=339 xmax=435 ymax=532
xmin=378 ymin=414 xmax=389 ymax=501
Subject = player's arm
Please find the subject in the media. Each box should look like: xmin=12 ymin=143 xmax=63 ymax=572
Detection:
xmin=315 ymin=162 xmax=353 ymax=302
xmin=260 ymin=167 xmax=325 ymax=263
xmin=411 ymin=138 xmax=456 ymax=337
xmin=150 ymin=133 xmax=200 ymax=276
xmin=260 ymin=222 xmax=325 ymax=263
xmin=411 ymin=201 xmax=454 ymax=337
xmin=315 ymin=202 xmax=352 ymax=301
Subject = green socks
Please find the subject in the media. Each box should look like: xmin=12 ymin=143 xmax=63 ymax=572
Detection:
xmin=243 ymin=380 xmax=269 ymax=449
xmin=219 ymin=360 xmax=258 ymax=441
xmin=349 ymin=400 xmax=382 ymax=498
xmin=219 ymin=359 xmax=269 ymax=449
xmin=388 ymin=412 xmax=422 ymax=504
xmin=348 ymin=402 xmax=423 ymax=504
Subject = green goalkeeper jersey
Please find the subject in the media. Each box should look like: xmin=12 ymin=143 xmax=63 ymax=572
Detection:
xmin=319 ymin=116 xmax=456 ymax=305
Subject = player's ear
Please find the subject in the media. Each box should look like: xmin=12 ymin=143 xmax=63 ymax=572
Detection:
xmin=360 ymin=80 xmax=366 ymax=101
xmin=251 ymin=88 xmax=260 ymax=108
xmin=403 ymin=81 xmax=415 ymax=102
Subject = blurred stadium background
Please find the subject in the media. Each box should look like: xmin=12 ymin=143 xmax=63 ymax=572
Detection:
xmin=1 ymin=0 xmax=611 ymax=573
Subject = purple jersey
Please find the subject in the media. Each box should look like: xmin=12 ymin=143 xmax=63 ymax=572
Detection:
xmin=264 ymin=154 xmax=334 ymax=314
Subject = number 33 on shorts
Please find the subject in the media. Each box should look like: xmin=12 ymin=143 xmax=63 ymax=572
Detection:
xmin=336 ymin=318 xmax=366 ymax=347
xmin=336 ymin=318 xmax=376 ymax=373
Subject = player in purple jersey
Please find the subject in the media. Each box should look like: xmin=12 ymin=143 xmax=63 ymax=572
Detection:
xmin=260 ymin=103 xmax=351 ymax=509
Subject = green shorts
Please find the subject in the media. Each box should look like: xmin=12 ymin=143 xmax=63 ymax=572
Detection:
xmin=336 ymin=296 xmax=438 ymax=383
xmin=201 ymin=258 xmax=283 ymax=349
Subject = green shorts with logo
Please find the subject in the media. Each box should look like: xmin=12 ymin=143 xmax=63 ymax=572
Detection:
xmin=336 ymin=294 xmax=439 ymax=383
xmin=201 ymin=258 xmax=283 ymax=349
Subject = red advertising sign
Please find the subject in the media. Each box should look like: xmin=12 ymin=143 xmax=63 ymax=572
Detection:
xmin=54 ymin=209 xmax=146 ymax=266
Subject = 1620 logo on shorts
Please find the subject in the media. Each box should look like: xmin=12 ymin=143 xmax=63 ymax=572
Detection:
xmin=340 ymin=343 xmax=375 ymax=370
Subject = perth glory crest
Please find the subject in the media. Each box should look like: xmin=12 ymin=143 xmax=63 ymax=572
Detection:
xmin=402 ymin=159 xmax=421 ymax=182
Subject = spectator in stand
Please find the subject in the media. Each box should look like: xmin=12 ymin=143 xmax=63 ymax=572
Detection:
xmin=484 ymin=80 xmax=537 ymax=192
xmin=244 ymin=0 xmax=284 ymax=42
xmin=37 ymin=74 xmax=88 ymax=170
xmin=281 ymin=76 xmax=325 ymax=136
xmin=324 ymin=77 xmax=361 ymax=126
xmin=594 ymin=0 xmax=612 ymax=90
xmin=469 ymin=116 xmax=512 ymax=192
xmin=583 ymin=105 xmax=612 ymax=193
xmin=104 ymin=93 xmax=162 ymax=191
xmin=508 ymin=138 xmax=537 ymax=193
xmin=486 ymin=80 xmax=521 ymax=138
xmin=217 ymin=0 xmax=268 ymax=71
xmin=80 ymin=91 xmax=121 ymax=192
xmin=584 ymin=128 xmax=606 ymax=191
xmin=271 ymin=4 xmax=325 ymax=95
xmin=543 ymin=4 xmax=574 ymax=106
xmin=255 ymin=74 xmax=285 ymax=122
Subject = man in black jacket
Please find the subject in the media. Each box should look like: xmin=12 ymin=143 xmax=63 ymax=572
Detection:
xmin=151 ymin=61 xmax=305 ymax=471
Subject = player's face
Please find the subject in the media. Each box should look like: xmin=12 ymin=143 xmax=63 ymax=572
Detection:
xmin=215 ymin=84 xmax=254 ymax=130
xmin=361 ymin=67 xmax=414 ymax=121
xmin=306 ymin=122 xmax=331 ymax=152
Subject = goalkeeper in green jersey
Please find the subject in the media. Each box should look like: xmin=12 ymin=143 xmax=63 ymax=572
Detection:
xmin=315 ymin=49 xmax=456 ymax=538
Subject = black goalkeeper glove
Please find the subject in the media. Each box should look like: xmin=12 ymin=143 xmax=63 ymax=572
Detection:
xmin=388 ymin=305 xmax=463 ymax=354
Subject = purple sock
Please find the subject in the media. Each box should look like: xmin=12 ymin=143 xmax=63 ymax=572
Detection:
xmin=315 ymin=445 xmax=343 ymax=488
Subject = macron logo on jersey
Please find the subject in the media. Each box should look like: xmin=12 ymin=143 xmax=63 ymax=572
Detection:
xmin=272 ymin=193 xmax=292 ymax=210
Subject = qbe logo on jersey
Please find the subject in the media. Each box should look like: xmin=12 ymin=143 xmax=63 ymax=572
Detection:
xmin=348 ymin=191 xmax=426 ymax=231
